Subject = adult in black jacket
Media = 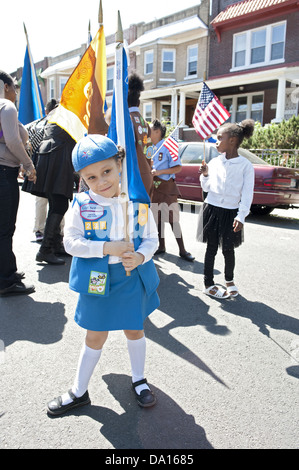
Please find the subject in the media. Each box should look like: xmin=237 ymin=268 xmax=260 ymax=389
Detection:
xmin=23 ymin=116 xmax=76 ymax=265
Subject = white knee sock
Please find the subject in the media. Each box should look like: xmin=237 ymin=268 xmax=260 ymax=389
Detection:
xmin=127 ymin=336 xmax=150 ymax=395
xmin=61 ymin=343 xmax=102 ymax=405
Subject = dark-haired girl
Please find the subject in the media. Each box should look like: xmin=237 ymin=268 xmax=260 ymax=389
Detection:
xmin=198 ymin=119 xmax=255 ymax=299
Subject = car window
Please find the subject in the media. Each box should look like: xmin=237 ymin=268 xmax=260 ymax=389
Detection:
xmin=209 ymin=145 xmax=219 ymax=161
xmin=180 ymin=143 xmax=204 ymax=164
xmin=238 ymin=148 xmax=269 ymax=165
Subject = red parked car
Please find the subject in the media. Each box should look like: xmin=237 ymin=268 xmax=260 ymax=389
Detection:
xmin=175 ymin=142 xmax=299 ymax=215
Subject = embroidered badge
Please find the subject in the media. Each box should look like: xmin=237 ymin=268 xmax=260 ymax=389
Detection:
xmin=88 ymin=271 xmax=108 ymax=295
xmin=146 ymin=146 xmax=154 ymax=160
xmin=154 ymin=180 xmax=162 ymax=189
xmin=81 ymin=203 xmax=104 ymax=221
xmin=138 ymin=204 xmax=148 ymax=226
xmin=158 ymin=152 xmax=163 ymax=161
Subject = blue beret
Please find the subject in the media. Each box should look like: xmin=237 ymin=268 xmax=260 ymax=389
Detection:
xmin=72 ymin=134 xmax=118 ymax=172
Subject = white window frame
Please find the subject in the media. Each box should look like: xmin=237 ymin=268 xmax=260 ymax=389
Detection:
xmin=186 ymin=44 xmax=198 ymax=78
xmin=144 ymin=50 xmax=154 ymax=75
xmin=221 ymin=92 xmax=264 ymax=123
xmin=49 ymin=78 xmax=55 ymax=100
xmin=107 ymin=66 xmax=114 ymax=92
xmin=59 ymin=76 xmax=68 ymax=98
xmin=231 ymin=21 xmax=286 ymax=71
xmin=143 ymin=102 xmax=152 ymax=122
xmin=162 ymin=49 xmax=176 ymax=74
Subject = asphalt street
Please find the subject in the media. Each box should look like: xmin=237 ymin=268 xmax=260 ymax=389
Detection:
xmin=0 ymin=189 xmax=298 ymax=450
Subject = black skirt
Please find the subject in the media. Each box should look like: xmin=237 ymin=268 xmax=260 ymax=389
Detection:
xmin=22 ymin=124 xmax=76 ymax=200
xmin=196 ymin=203 xmax=244 ymax=250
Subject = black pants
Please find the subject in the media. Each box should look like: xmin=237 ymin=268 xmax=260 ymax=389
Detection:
xmin=39 ymin=193 xmax=69 ymax=253
xmin=0 ymin=165 xmax=20 ymax=289
xmin=204 ymin=239 xmax=235 ymax=288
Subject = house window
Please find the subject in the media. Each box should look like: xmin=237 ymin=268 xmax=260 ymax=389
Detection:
xmin=251 ymin=95 xmax=263 ymax=122
xmin=161 ymin=103 xmax=171 ymax=123
xmin=107 ymin=66 xmax=114 ymax=92
xmin=59 ymin=77 xmax=68 ymax=98
xmin=49 ymin=78 xmax=55 ymax=100
xmin=143 ymin=103 xmax=152 ymax=122
xmin=251 ymin=29 xmax=266 ymax=64
xmin=144 ymin=50 xmax=153 ymax=75
xmin=271 ymin=23 xmax=285 ymax=60
xmin=234 ymin=34 xmax=246 ymax=68
xmin=187 ymin=45 xmax=198 ymax=76
xmin=162 ymin=49 xmax=175 ymax=73
xmin=222 ymin=98 xmax=233 ymax=123
xmin=222 ymin=93 xmax=264 ymax=124
xmin=232 ymin=21 xmax=286 ymax=70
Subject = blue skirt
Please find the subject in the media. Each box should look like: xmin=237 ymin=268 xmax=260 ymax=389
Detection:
xmin=74 ymin=263 xmax=160 ymax=331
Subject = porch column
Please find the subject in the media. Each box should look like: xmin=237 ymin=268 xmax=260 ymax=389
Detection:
xmin=171 ymin=90 xmax=178 ymax=126
xmin=274 ymin=77 xmax=286 ymax=122
xmin=179 ymin=91 xmax=186 ymax=126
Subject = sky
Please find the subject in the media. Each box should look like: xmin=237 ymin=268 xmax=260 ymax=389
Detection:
xmin=1 ymin=0 xmax=201 ymax=73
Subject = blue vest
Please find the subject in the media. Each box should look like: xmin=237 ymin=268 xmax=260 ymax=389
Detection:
xmin=69 ymin=192 xmax=159 ymax=297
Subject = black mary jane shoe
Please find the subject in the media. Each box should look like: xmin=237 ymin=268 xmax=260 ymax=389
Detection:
xmin=132 ymin=379 xmax=156 ymax=408
xmin=0 ymin=281 xmax=35 ymax=297
xmin=47 ymin=389 xmax=90 ymax=416
xmin=179 ymin=252 xmax=195 ymax=262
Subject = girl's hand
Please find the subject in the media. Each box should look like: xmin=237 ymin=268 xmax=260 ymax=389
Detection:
xmin=121 ymin=252 xmax=145 ymax=272
xmin=199 ymin=160 xmax=208 ymax=176
xmin=103 ymin=241 xmax=134 ymax=258
xmin=233 ymin=219 xmax=243 ymax=232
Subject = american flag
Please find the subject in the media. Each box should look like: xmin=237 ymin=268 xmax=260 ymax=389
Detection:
xmin=164 ymin=135 xmax=179 ymax=161
xmin=192 ymin=82 xmax=230 ymax=140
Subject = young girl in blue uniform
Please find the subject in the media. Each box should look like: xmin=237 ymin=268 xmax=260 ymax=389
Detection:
xmin=47 ymin=135 xmax=160 ymax=415
xmin=198 ymin=119 xmax=255 ymax=299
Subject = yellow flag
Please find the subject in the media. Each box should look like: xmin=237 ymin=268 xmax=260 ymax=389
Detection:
xmin=49 ymin=26 xmax=108 ymax=142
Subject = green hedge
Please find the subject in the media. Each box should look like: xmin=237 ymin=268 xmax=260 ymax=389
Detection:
xmin=241 ymin=115 xmax=299 ymax=150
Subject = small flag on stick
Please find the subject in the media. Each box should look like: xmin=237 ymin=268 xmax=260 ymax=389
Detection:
xmin=192 ymin=82 xmax=230 ymax=140
xmin=163 ymin=135 xmax=179 ymax=162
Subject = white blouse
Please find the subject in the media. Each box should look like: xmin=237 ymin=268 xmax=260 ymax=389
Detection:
xmin=64 ymin=190 xmax=158 ymax=264
xmin=200 ymin=153 xmax=255 ymax=224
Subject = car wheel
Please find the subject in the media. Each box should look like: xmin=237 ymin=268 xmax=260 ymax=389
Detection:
xmin=250 ymin=205 xmax=274 ymax=216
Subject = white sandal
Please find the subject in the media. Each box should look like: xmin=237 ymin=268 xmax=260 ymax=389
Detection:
xmin=204 ymin=285 xmax=230 ymax=299
xmin=226 ymin=283 xmax=239 ymax=297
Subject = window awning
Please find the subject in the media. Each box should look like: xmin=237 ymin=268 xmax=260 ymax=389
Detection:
xmin=211 ymin=0 xmax=299 ymax=41
xmin=129 ymin=16 xmax=208 ymax=52
xmin=40 ymin=56 xmax=81 ymax=78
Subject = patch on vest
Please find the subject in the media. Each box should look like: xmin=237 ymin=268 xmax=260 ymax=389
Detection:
xmin=88 ymin=270 xmax=108 ymax=295
xmin=80 ymin=203 xmax=104 ymax=221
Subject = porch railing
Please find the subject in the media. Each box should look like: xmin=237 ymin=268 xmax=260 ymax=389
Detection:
xmin=251 ymin=149 xmax=299 ymax=168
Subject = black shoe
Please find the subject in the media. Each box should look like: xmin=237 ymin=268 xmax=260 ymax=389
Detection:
xmin=154 ymin=248 xmax=166 ymax=256
xmin=16 ymin=272 xmax=25 ymax=280
xmin=36 ymin=250 xmax=65 ymax=265
xmin=132 ymin=379 xmax=156 ymax=408
xmin=0 ymin=281 xmax=35 ymax=297
xmin=179 ymin=252 xmax=195 ymax=262
xmin=47 ymin=389 xmax=90 ymax=416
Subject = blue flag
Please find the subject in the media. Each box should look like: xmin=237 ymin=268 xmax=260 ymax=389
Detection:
xmin=18 ymin=46 xmax=45 ymax=125
xmin=108 ymin=46 xmax=150 ymax=205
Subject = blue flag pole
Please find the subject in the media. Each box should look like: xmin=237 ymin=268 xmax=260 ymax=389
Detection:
xmin=107 ymin=12 xmax=150 ymax=206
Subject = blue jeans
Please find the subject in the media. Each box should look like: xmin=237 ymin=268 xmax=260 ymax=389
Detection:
xmin=0 ymin=165 xmax=20 ymax=289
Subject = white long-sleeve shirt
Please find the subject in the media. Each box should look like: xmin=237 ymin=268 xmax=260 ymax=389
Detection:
xmin=64 ymin=190 xmax=158 ymax=264
xmin=200 ymin=153 xmax=255 ymax=224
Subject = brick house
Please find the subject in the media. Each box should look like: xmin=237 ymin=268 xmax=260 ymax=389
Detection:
xmin=14 ymin=0 xmax=298 ymax=136
xmin=208 ymin=0 xmax=299 ymax=126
